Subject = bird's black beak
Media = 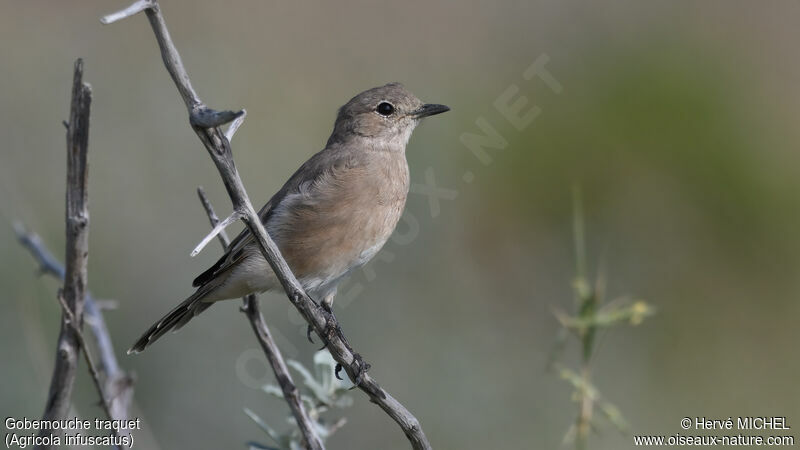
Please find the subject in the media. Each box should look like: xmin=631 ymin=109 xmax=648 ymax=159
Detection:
xmin=413 ymin=103 xmax=450 ymax=118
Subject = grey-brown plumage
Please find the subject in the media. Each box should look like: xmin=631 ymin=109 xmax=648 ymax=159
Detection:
xmin=129 ymin=83 xmax=449 ymax=353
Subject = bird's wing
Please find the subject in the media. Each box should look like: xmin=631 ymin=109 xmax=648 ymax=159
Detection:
xmin=191 ymin=146 xmax=358 ymax=288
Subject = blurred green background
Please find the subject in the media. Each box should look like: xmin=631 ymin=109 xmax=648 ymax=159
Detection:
xmin=1 ymin=1 xmax=798 ymax=449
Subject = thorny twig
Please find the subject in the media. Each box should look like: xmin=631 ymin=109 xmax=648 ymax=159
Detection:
xmin=197 ymin=187 xmax=321 ymax=450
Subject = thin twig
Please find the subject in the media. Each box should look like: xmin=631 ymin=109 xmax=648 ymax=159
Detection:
xmin=55 ymin=291 xmax=120 ymax=444
xmin=197 ymin=187 xmax=320 ymax=449
xmin=14 ymin=223 xmax=64 ymax=279
xmin=572 ymin=185 xmax=598 ymax=450
xmin=572 ymin=186 xmax=593 ymax=450
xmin=196 ymin=186 xmax=230 ymax=247
xmin=37 ymin=58 xmax=93 ymax=449
xmin=101 ymin=2 xmax=431 ymax=448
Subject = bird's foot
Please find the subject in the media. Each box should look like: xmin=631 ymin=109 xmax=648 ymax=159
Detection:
xmin=335 ymin=353 xmax=371 ymax=387
xmin=306 ymin=296 xmax=332 ymax=344
xmin=306 ymin=297 xmax=334 ymax=344
xmin=306 ymin=324 xmax=315 ymax=344
xmin=307 ymin=301 xmax=340 ymax=348
xmin=316 ymin=306 xmax=370 ymax=386
xmin=320 ymin=304 xmax=340 ymax=350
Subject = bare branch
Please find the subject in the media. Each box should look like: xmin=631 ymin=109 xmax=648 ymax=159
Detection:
xmin=32 ymin=61 xmax=133 ymax=450
xmin=14 ymin=222 xmax=64 ymax=279
xmin=15 ymin=223 xmax=135 ymax=424
xmin=103 ymin=1 xmax=201 ymax=110
xmin=38 ymin=58 xmax=92 ymax=446
xmin=198 ymin=188 xmax=322 ymax=450
xmin=55 ymin=291 xmax=120 ymax=444
xmin=103 ymin=2 xmax=431 ymax=448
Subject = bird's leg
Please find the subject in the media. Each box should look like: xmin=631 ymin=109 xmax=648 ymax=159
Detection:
xmin=318 ymin=292 xmax=338 ymax=350
xmin=335 ymin=351 xmax=371 ymax=387
xmin=302 ymin=291 xmax=370 ymax=385
xmin=314 ymin=293 xmax=371 ymax=386
xmin=306 ymin=291 xmax=333 ymax=344
xmin=321 ymin=291 xmax=335 ymax=312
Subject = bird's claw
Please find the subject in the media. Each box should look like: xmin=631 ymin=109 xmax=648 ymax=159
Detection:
xmin=335 ymin=363 xmax=344 ymax=380
xmin=308 ymin=303 xmax=338 ymax=350
xmin=335 ymin=353 xmax=370 ymax=387
xmin=313 ymin=304 xmax=369 ymax=386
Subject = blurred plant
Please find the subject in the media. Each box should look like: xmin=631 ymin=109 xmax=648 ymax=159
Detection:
xmin=245 ymin=350 xmax=353 ymax=450
xmin=548 ymin=186 xmax=656 ymax=450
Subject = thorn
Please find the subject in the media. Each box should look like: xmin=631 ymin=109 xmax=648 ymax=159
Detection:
xmin=224 ymin=109 xmax=247 ymax=142
xmin=189 ymin=107 xmax=245 ymax=129
xmin=191 ymin=210 xmax=240 ymax=256
xmin=100 ymin=0 xmax=154 ymax=25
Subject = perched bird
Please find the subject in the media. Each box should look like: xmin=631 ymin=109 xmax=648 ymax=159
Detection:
xmin=129 ymin=83 xmax=449 ymax=353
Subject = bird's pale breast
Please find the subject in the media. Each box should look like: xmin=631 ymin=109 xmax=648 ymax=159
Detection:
xmin=257 ymin=151 xmax=410 ymax=296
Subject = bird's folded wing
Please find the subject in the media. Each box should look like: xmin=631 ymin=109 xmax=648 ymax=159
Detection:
xmin=192 ymin=146 xmax=359 ymax=288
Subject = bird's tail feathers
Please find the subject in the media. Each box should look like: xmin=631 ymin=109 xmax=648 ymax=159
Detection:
xmin=128 ymin=285 xmax=216 ymax=354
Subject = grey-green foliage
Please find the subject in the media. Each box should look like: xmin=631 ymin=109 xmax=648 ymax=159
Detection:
xmin=549 ymin=186 xmax=655 ymax=449
xmin=246 ymin=350 xmax=353 ymax=450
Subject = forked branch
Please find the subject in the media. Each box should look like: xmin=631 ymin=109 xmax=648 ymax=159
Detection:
xmin=197 ymin=187 xmax=321 ymax=449
xmin=36 ymin=59 xmax=123 ymax=450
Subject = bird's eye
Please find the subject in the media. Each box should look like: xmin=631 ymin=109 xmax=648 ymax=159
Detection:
xmin=376 ymin=102 xmax=395 ymax=116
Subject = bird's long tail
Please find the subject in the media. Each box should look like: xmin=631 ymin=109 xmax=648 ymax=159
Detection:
xmin=128 ymin=286 xmax=215 ymax=354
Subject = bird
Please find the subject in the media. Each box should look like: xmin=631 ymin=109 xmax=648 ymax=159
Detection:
xmin=129 ymin=82 xmax=449 ymax=354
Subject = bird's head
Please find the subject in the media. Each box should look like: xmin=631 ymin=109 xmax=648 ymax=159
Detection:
xmin=328 ymin=82 xmax=449 ymax=149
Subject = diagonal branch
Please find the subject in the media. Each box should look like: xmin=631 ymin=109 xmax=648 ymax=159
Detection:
xmin=197 ymin=187 xmax=320 ymax=449
xmin=101 ymin=2 xmax=431 ymax=449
